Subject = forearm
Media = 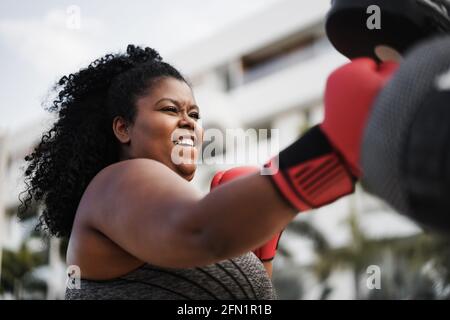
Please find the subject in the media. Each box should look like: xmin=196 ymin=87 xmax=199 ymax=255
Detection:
xmin=181 ymin=172 xmax=295 ymax=263
xmin=178 ymin=127 xmax=354 ymax=264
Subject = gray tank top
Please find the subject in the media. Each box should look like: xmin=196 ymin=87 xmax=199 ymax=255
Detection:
xmin=65 ymin=252 xmax=277 ymax=300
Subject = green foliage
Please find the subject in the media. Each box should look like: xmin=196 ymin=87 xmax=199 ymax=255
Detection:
xmin=0 ymin=242 xmax=48 ymax=299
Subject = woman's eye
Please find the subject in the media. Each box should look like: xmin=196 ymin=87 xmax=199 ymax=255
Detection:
xmin=163 ymin=106 xmax=178 ymax=113
xmin=189 ymin=112 xmax=200 ymax=120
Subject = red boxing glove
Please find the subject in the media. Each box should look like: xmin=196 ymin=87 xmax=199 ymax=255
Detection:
xmin=251 ymin=231 xmax=283 ymax=262
xmin=264 ymin=58 xmax=398 ymax=212
xmin=210 ymin=167 xmax=283 ymax=262
xmin=320 ymin=58 xmax=398 ymax=177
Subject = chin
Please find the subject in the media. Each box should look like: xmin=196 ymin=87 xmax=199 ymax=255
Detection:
xmin=177 ymin=163 xmax=197 ymax=181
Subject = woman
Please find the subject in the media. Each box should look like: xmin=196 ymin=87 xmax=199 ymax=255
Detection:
xmin=20 ymin=45 xmax=396 ymax=299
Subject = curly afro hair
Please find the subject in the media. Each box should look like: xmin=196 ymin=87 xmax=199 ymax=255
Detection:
xmin=19 ymin=45 xmax=188 ymax=238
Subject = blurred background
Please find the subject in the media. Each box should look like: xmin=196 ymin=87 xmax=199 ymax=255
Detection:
xmin=1 ymin=0 xmax=450 ymax=300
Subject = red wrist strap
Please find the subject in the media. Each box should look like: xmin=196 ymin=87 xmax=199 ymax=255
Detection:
xmin=264 ymin=126 xmax=355 ymax=212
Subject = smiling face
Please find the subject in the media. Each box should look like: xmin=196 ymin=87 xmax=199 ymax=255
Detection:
xmin=113 ymin=77 xmax=204 ymax=181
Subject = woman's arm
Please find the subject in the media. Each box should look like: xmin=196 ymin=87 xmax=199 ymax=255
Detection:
xmin=83 ymin=158 xmax=295 ymax=269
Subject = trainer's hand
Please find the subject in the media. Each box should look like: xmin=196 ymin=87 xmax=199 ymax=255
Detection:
xmin=320 ymin=58 xmax=398 ymax=177
xmin=210 ymin=167 xmax=283 ymax=265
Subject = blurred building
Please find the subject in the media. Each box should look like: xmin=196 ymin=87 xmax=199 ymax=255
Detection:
xmin=0 ymin=0 xmax=423 ymax=299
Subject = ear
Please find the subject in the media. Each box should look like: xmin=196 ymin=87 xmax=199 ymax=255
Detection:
xmin=112 ymin=116 xmax=131 ymax=144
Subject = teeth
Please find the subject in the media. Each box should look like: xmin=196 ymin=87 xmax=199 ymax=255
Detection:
xmin=174 ymin=139 xmax=194 ymax=147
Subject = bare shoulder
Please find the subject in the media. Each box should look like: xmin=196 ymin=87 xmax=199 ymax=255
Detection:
xmin=67 ymin=159 xmax=185 ymax=278
xmin=78 ymin=157 xmax=200 ymax=231
xmin=88 ymin=158 xmax=169 ymax=191
xmin=73 ymin=159 xmax=165 ymax=226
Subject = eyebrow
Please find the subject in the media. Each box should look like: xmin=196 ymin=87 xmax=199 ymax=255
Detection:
xmin=155 ymin=98 xmax=200 ymax=111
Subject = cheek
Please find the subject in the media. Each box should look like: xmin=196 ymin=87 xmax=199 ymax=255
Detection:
xmin=133 ymin=113 xmax=175 ymax=147
xmin=198 ymin=128 xmax=205 ymax=145
xmin=133 ymin=119 xmax=155 ymax=142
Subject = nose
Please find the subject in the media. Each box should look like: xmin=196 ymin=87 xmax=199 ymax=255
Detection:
xmin=178 ymin=112 xmax=196 ymax=130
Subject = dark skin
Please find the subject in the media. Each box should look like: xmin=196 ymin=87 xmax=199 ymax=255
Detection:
xmin=66 ymin=77 xmax=294 ymax=280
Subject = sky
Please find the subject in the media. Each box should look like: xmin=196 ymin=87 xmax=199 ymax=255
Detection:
xmin=0 ymin=0 xmax=282 ymax=133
